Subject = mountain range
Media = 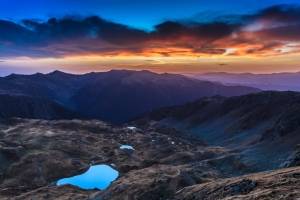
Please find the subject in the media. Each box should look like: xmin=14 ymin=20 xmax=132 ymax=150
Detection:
xmin=0 ymin=70 xmax=260 ymax=124
xmin=186 ymin=71 xmax=300 ymax=91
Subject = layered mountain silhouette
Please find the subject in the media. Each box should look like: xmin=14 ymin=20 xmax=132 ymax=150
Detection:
xmin=0 ymin=70 xmax=260 ymax=124
xmin=187 ymin=71 xmax=300 ymax=91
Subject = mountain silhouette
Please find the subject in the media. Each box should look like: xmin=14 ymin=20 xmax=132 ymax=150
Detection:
xmin=0 ymin=70 xmax=261 ymax=124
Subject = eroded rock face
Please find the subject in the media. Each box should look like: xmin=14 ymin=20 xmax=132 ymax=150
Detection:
xmin=280 ymin=144 xmax=300 ymax=168
xmin=0 ymin=118 xmax=241 ymax=199
xmin=227 ymin=179 xmax=258 ymax=196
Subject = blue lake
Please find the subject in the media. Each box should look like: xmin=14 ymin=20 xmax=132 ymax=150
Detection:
xmin=120 ymin=145 xmax=134 ymax=150
xmin=57 ymin=164 xmax=119 ymax=190
xmin=127 ymin=126 xmax=136 ymax=130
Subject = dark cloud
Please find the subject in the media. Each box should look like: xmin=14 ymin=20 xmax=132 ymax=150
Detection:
xmin=0 ymin=20 xmax=35 ymax=45
xmin=153 ymin=20 xmax=237 ymax=41
xmin=0 ymin=4 xmax=300 ymax=59
xmin=239 ymin=4 xmax=300 ymax=41
xmin=219 ymin=63 xmax=228 ymax=66
xmin=0 ymin=16 xmax=238 ymax=58
xmin=154 ymin=21 xmax=187 ymax=38
xmin=258 ymin=42 xmax=283 ymax=51
xmin=193 ymin=22 xmax=237 ymax=40
xmin=254 ymin=24 xmax=300 ymax=41
xmin=21 ymin=16 xmax=149 ymax=45
xmin=246 ymin=49 xmax=254 ymax=54
xmin=194 ymin=47 xmax=226 ymax=55
xmin=244 ymin=4 xmax=300 ymax=23
xmin=0 ymin=16 xmax=151 ymax=58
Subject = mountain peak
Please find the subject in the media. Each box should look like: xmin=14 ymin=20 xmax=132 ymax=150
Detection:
xmin=49 ymin=70 xmax=69 ymax=75
xmin=3 ymin=73 xmax=20 ymax=80
xmin=108 ymin=69 xmax=155 ymax=74
xmin=47 ymin=70 xmax=76 ymax=79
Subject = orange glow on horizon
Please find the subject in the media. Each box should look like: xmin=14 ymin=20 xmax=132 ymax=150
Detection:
xmin=3 ymin=51 xmax=300 ymax=75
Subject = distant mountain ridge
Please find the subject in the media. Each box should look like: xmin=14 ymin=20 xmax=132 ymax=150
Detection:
xmin=185 ymin=71 xmax=300 ymax=91
xmin=0 ymin=70 xmax=261 ymax=124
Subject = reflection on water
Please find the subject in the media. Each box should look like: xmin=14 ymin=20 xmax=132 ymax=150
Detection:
xmin=57 ymin=164 xmax=118 ymax=190
xmin=120 ymin=145 xmax=134 ymax=150
xmin=127 ymin=126 xmax=136 ymax=130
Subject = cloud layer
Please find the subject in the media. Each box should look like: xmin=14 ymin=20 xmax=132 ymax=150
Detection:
xmin=1 ymin=4 xmax=300 ymax=59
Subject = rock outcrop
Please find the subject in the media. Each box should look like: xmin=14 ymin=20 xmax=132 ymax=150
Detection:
xmin=174 ymin=166 xmax=300 ymax=199
xmin=280 ymin=144 xmax=300 ymax=168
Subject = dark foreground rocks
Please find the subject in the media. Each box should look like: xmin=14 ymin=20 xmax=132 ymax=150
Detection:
xmin=280 ymin=144 xmax=300 ymax=168
xmin=0 ymin=118 xmax=231 ymax=199
xmin=0 ymin=118 xmax=300 ymax=199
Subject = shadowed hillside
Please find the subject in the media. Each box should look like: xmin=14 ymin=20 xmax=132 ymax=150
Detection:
xmin=0 ymin=94 xmax=85 ymax=120
xmin=131 ymin=91 xmax=300 ymax=172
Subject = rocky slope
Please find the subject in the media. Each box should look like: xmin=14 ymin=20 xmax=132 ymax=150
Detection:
xmin=280 ymin=144 xmax=300 ymax=168
xmin=174 ymin=166 xmax=300 ymax=199
xmin=0 ymin=117 xmax=299 ymax=199
xmin=0 ymin=70 xmax=260 ymax=124
xmin=0 ymin=94 xmax=85 ymax=120
xmin=0 ymin=118 xmax=251 ymax=200
xmin=131 ymin=91 xmax=300 ymax=172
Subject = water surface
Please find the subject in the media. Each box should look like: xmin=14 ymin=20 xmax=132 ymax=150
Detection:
xmin=120 ymin=145 xmax=134 ymax=150
xmin=57 ymin=164 xmax=118 ymax=190
xmin=127 ymin=126 xmax=136 ymax=130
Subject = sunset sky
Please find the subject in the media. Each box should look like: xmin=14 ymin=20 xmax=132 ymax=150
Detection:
xmin=0 ymin=0 xmax=300 ymax=76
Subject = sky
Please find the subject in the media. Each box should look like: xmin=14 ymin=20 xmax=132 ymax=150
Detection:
xmin=0 ymin=0 xmax=300 ymax=76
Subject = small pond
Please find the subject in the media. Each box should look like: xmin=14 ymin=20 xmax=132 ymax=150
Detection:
xmin=127 ymin=126 xmax=136 ymax=130
xmin=120 ymin=145 xmax=134 ymax=150
xmin=57 ymin=164 xmax=118 ymax=190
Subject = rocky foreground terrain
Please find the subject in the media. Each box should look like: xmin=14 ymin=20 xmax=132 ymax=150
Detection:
xmin=0 ymin=118 xmax=231 ymax=199
xmin=174 ymin=166 xmax=300 ymax=199
xmin=0 ymin=117 xmax=299 ymax=199
xmin=0 ymin=91 xmax=300 ymax=199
